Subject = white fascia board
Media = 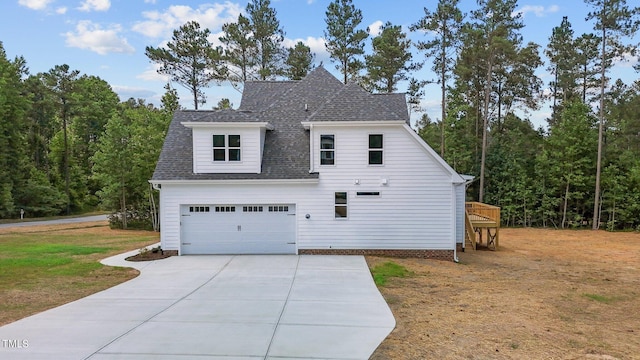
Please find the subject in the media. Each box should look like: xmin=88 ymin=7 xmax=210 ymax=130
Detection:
xmin=148 ymin=179 xmax=319 ymax=185
xmin=181 ymin=122 xmax=274 ymax=130
xmin=301 ymin=120 xmax=405 ymax=129
xmin=402 ymin=123 xmax=466 ymax=184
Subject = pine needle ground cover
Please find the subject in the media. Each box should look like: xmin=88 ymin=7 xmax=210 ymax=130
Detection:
xmin=0 ymin=222 xmax=158 ymax=325
xmin=369 ymin=228 xmax=640 ymax=359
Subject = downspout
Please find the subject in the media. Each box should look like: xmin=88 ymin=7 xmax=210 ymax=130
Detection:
xmin=455 ymin=176 xmax=476 ymax=263
xmin=308 ymin=123 xmax=315 ymax=173
xmin=453 ymin=183 xmax=459 ymax=263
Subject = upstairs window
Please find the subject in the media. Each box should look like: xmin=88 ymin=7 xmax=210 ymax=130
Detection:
xmin=335 ymin=192 xmax=347 ymax=218
xmin=369 ymin=134 xmax=383 ymax=165
xmin=213 ymin=134 xmax=241 ymax=162
xmin=320 ymin=134 xmax=335 ymax=165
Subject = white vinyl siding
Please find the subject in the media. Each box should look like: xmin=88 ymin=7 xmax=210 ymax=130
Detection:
xmin=192 ymin=127 xmax=261 ymax=174
xmin=159 ymin=124 xmax=460 ymax=253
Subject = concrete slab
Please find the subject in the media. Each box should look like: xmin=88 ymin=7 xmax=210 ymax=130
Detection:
xmin=100 ymin=322 xmax=276 ymax=357
xmin=267 ymin=324 xmax=392 ymax=359
xmin=153 ymin=299 xmax=285 ymax=324
xmin=280 ymin=300 xmax=394 ymax=327
xmin=0 ymin=254 xmax=395 ymax=360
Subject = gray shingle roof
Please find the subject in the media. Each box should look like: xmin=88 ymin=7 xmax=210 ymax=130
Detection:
xmin=152 ymin=66 xmax=410 ymax=181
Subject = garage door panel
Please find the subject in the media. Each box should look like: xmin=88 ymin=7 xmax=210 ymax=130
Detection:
xmin=180 ymin=204 xmax=296 ymax=255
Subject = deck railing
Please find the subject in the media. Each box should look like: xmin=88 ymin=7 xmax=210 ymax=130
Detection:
xmin=465 ymin=202 xmax=501 ymax=250
xmin=465 ymin=202 xmax=501 ymax=225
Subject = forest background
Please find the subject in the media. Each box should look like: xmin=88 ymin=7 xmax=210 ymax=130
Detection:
xmin=1 ymin=0 xmax=639 ymax=231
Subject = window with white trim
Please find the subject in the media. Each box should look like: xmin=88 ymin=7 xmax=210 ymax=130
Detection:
xmin=320 ymin=134 xmax=335 ymax=165
xmin=335 ymin=192 xmax=347 ymax=218
xmin=213 ymin=134 xmax=241 ymax=162
xmin=369 ymin=134 xmax=383 ymax=165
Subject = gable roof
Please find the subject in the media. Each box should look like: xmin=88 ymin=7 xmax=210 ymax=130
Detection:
xmin=152 ymin=66 xmax=411 ymax=181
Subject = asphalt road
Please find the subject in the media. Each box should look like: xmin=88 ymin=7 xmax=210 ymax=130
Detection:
xmin=0 ymin=215 xmax=108 ymax=229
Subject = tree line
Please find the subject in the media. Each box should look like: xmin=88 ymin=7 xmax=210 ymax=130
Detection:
xmin=0 ymin=47 xmax=176 ymax=228
xmin=1 ymin=0 xmax=639 ymax=231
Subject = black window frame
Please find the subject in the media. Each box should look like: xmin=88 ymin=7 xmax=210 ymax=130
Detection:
xmin=368 ymin=134 xmax=383 ymax=165
xmin=213 ymin=134 xmax=241 ymax=162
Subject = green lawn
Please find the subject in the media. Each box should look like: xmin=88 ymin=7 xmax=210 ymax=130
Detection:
xmin=0 ymin=223 xmax=158 ymax=325
xmin=370 ymin=261 xmax=413 ymax=286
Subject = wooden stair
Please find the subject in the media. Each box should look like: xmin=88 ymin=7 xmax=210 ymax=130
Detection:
xmin=465 ymin=202 xmax=501 ymax=251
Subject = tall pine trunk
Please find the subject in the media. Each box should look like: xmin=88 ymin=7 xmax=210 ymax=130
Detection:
xmin=592 ymin=25 xmax=606 ymax=230
xmin=479 ymin=55 xmax=494 ymax=203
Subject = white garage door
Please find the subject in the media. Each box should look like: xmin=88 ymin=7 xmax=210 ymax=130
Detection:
xmin=180 ymin=204 xmax=296 ymax=255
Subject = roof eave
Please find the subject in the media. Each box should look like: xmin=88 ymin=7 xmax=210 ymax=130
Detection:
xmin=181 ymin=122 xmax=274 ymax=130
xmin=149 ymin=178 xmax=319 ymax=185
xmin=301 ymin=120 xmax=406 ymax=129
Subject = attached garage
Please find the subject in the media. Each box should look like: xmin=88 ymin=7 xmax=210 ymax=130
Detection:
xmin=179 ymin=204 xmax=297 ymax=255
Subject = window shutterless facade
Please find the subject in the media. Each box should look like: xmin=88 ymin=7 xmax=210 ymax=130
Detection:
xmin=213 ymin=134 xmax=241 ymax=162
xmin=335 ymin=191 xmax=347 ymax=218
xmin=369 ymin=134 xmax=383 ymax=165
xmin=320 ymin=134 xmax=335 ymax=165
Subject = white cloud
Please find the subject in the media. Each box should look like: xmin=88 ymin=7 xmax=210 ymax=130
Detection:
xmin=283 ymin=36 xmax=329 ymax=63
xmin=136 ymin=64 xmax=169 ymax=82
xmin=64 ymin=21 xmax=135 ymax=55
xmin=512 ymin=5 xmax=559 ymax=18
xmin=615 ymin=52 xmax=639 ymax=67
xmin=78 ymin=0 xmax=111 ymax=12
xmin=368 ymin=20 xmax=384 ymax=36
xmin=18 ymin=0 xmax=53 ymax=10
xmin=56 ymin=6 xmax=67 ymax=14
xmin=111 ymin=85 xmax=157 ymax=100
xmin=132 ymin=3 xmax=243 ymax=39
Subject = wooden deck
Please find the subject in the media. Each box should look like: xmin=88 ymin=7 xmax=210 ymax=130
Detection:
xmin=465 ymin=202 xmax=500 ymax=250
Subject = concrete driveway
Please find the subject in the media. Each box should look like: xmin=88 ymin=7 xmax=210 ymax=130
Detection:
xmin=0 ymin=251 xmax=395 ymax=359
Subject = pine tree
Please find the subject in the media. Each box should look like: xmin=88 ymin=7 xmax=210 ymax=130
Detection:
xmin=145 ymin=21 xmax=225 ymax=109
xmin=0 ymin=42 xmax=30 ymax=218
xmin=545 ymin=16 xmax=579 ymax=124
xmin=364 ymin=22 xmax=414 ymax=93
xmin=246 ymin=0 xmax=286 ymax=80
xmin=44 ymin=64 xmax=79 ymax=214
xmin=585 ymin=0 xmax=640 ymax=229
xmin=469 ymin=0 xmax=526 ymax=202
xmin=411 ymin=0 xmax=464 ymax=156
xmin=220 ymin=14 xmax=258 ymax=86
xmin=285 ymin=42 xmax=315 ymax=80
xmin=574 ymin=33 xmax=602 ymax=103
xmin=324 ymin=0 xmax=368 ymax=83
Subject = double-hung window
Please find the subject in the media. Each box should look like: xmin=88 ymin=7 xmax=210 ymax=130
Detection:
xmin=213 ymin=134 xmax=241 ymax=162
xmin=335 ymin=192 xmax=347 ymax=218
xmin=320 ymin=134 xmax=335 ymax=165
xmin=369 ymin=134 xmax=383 ymax=165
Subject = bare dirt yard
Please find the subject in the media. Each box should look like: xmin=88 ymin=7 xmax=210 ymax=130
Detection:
xmin=368 ymin=228 xmax=640 ymax=360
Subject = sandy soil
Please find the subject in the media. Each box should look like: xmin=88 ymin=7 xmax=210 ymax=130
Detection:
xmin=368 ymin=228 xmax=640 ymax=360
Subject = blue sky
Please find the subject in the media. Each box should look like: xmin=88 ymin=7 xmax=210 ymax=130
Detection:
xmin=1 ymin=0 xmax=638 ymax=128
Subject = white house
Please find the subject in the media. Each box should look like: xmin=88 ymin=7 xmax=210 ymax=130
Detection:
xmin=150 ymin=67 xmax=467 ymax=261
